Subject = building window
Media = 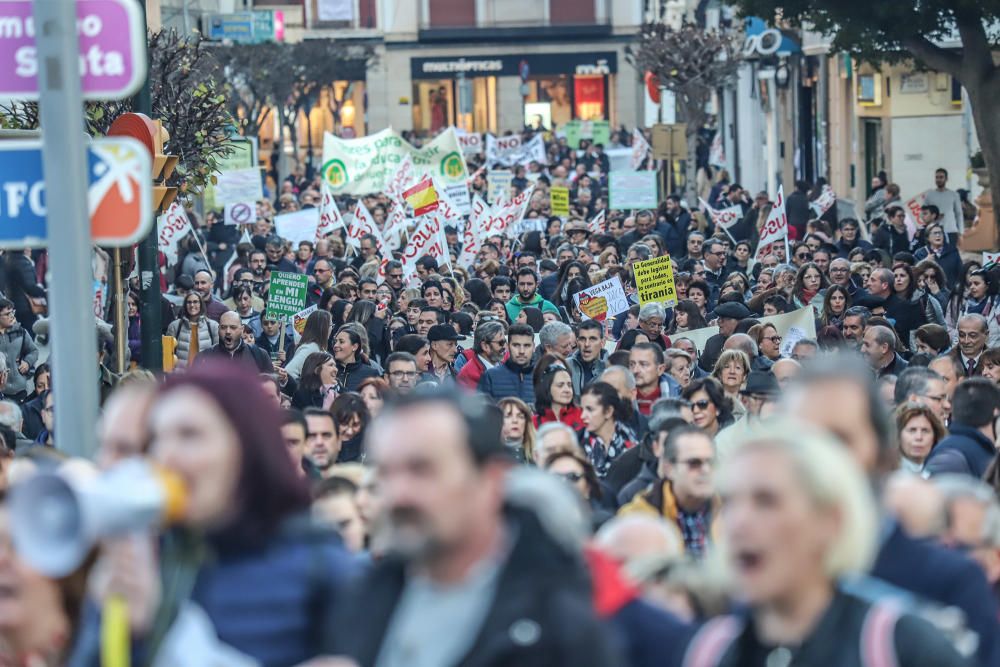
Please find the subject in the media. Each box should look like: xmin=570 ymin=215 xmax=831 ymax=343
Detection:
xmin=574 ymin=75 xmax=606 ymax=119
xmin=550 ymin=0 xmax=597 ymax=24
xmin=427 ymin=0 xmax=476 ymax=28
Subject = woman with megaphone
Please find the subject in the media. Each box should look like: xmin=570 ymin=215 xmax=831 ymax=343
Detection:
xmin=65 ymin=361 xmax=360 ymax=666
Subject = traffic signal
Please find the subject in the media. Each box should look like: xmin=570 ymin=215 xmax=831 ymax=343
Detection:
xmin=107 ymin=113 xmax=178 ymax=212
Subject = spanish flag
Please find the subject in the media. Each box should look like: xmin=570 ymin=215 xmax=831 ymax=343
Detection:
xmin=403 ymin=176 xmax=440 ymax=217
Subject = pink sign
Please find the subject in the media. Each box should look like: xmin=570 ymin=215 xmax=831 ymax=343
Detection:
xmin=0 ymin=0 xmax=146 ymax=99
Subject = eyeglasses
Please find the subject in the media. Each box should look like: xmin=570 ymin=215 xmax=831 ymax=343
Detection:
xmin=766 ymin=335 xmax=782 ymax=344
xmin=691 ymin=399 xmax=712 ymax=411
xmin=389 ymin=370 xmax=419 ymax=379
xmin=556 ymin=471 xmax=584 ymax=483
xmin=673 ymin=457 xmax=714 ymax=470
xmin=796 ymin=252 xmax=812 ymax=260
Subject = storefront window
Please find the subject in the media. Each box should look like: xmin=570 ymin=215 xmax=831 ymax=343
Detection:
xmin=573 ymin=75 xmax=606 ymax=120
xmin=413 ymin=78 xmax=496 ymax=134
xmin=526 ymin=76 xmax=572 ymax=127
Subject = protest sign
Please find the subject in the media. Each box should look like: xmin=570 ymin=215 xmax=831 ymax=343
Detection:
xmin=551 ymin=187 xmax=570 ymax=217
xmin=265 ymin=272 xmax=309 ymax=322
xmin=456 ymin=129 xmax=483 ymax=156
xmin=275 ymin=209 xmax=320 ymax=248
xmin=984 ymin=252 xmax=1000 ymax=266
xmin=223 ymin=202 xmax=254 ymax=226
xmin=592 ymin=120 xmax=610 ymax=146
xmin=485 ymin=134 xmax=546 ymax=167
xmin=316 ymin=183 xmax=345 ymax=239
xmin=904 ymin=193 xmax=925 ymax=242
xmin=699 ymin=199 xmax=743 ymax=230
xmin=588 ymin=210 xmax=607 ymax=235
xmin=810 ymin=185 xmax=837 ymax=217
xmin=202 ymin=138 xmax=256 ymax=210
xmin=674 ymin=325 xmax=720 ymax=353
xmin=483 ymin=185 xmax=535 ymax=237
xmin=322 ymin=127 xmax=468 ymax=195
xmin=487 ymin=169 xmax=513 ymax=204
xmin=156 ymin=202 xmax=191 ymax=266
xmin=754 ymin=185 xmax=788 ymax=261
xmin=762 ymin=307 xmax=818 ymax=358
xmin=609 ymin=171 xmax=658 ymax=209
xmin=633 ymin=255 xmax=677 ymax=307
xmin=214 ymin=167 xmax=263 ymax=206
xmin=401 ymin=215 xmax=448 ymax=279
xmin=630 ymin=129 xmax=650 ymax=170
xmin=292 ymin=305 xmax=318 ymax=336
xmin=574 ymin=276 xmax=630 ymax=321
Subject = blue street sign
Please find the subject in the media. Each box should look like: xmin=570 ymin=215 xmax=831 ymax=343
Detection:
xmin=0 ymin=137 xmax=151 ymax=247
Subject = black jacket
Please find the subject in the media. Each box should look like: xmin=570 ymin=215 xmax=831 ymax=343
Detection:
xmin=337 ymin=359 xmax=380 ymax=393
xmin=692 ymin=589 xmax=968 ymax=667
xmin=923 ymin=423 xmax=997 ymax=479
xmin=333 ymin=506 xmax=620 ymax=667
xmin=5 ymin=253 xmax=44 ymax=328
xmin=199 ymin=341 xmax=274 ymax=373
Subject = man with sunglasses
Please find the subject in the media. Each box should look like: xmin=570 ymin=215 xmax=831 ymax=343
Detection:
xmin=618 ymin=423 xmax=718 ymax=558
xmin=457 ymin=321 xmax=507 ymax=390
xmin=702 ymin=239 xmax=729 ymax=289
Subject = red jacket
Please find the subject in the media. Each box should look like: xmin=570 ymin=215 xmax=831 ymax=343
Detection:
xmin=456 ymin=350 xmax=487 ymax=390
xmin=534 ymin=405 xmax=585 ymax=431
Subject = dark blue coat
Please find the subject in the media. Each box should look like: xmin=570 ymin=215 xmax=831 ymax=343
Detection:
xmin=915 ymin=244 xmax=963 ymax=290
xmin=609 ymin=598 xmax=693 ymax=667
xmin=924 ymin=423 xmax=996 ymax=479
xmin=478 ymin=359 xmax=535 ymax=404
xmin=70 ymin=518 xmax=360 ymax=667
xmin=872 ymin=521 xmax=1000 ymax=667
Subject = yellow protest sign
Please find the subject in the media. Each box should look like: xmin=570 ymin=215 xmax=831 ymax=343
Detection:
xmin=550 ymin=186 xmax=570 ymax=217
xmin=634 ymin=255 xmax=677 ymax=307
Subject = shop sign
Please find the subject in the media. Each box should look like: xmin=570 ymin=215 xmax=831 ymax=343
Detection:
xmin=411 ymin=52 xmax=618 ymax=79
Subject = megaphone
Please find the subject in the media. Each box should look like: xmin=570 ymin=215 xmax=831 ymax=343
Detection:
xmin=9 ymin=459 xmax=187 ymax=577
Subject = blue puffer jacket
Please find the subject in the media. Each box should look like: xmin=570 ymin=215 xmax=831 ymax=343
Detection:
xmin=69 ymin=516 xmax=361 ymax=667
xmin=478 ymin=359 xmax=535 ymax=404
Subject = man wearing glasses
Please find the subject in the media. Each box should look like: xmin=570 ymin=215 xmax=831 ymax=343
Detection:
xmin=828 ymin=257 xmax=858 ymax=295
xmin=702 ymin=239 xmax=729 ymax=292
xmin=618 ymin=423 xmax=718 ymax=558
xmin=306 ymin=259 xmax=336 ymax=306
xmin=456 ymin=321 xmax=507 ymax=390
xmin=384 ymin=352 xmax=421 ymax=394
xmin=0 ymin=300 xmax=36 ymax=402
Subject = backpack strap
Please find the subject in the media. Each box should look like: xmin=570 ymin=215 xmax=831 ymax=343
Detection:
xmin=861 ymin=601 xmax=902 ymax=667
xmin=682 ymin=615 xmax=743 ymax=667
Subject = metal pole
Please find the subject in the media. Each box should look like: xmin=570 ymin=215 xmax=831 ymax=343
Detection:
xmin=33 ymin=1 xmax=99 ymax=459
xmin=112 ymin=248 xmax=127 ymax=375
xmin=135 ymin=0 xmax=163 ymax=371
xmin=182 ymin=0 xmax=190 ymax=34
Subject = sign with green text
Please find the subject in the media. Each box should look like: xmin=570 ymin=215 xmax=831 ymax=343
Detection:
xmin=265 ymin=271 xmax=309 ymax=321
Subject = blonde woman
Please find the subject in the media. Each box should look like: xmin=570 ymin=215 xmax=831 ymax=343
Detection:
xmin=499 ymin=396 xmax=536 ymax=463
xmin=688 ymin=419 xmax=967 ymax=666
xmin=711 ymin=349 xmax=750 ymax=418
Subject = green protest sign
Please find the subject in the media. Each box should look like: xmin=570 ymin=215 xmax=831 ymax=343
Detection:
xmin=564 ymin=120 xmax=582 ymax=149
xmin=265 ymin=271 xmax=309 ymax=321
xmin=592 ymin=120 xmax=610 ymax=146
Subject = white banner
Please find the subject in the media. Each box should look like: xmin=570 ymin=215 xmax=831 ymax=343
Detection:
xmin=809 ymin=184 xmax=837 ymax=217
xmin=630 ymin=128 xmax=650 ymax=170
xmin=676 ymin=305 xmax=816 ymax=354
xmin=755 ymin=185 xmax=787 ymax=261
xmin=157 ymin=202 xmax=191 ymax=266
xmin=401 ymin=215 xmax=448 ymax=278
xmin=345 ymin=201 xmax=387 ymax=257
xmin=699 ymin=199 xmax=743 ymax=230
xmin=223 ymin=201 xmax=255 ymax=226
xmin=322 ymin=127 xmax=468 ymax=195
xmin=487 ymin=169 xmax=513 ymax=205
xmin=456 ymin=128 xmax=483 ymax=156
xmin=318 ymin=0 xmax=353 ymax=21
xmin=484 ymin=185 xmax=536 ymax=238
xmin=574 ymin=276 xmax=630 ymax=321
xmin=316 ymin=183 xmax=345 ymax=239
xmin=275 ymin=209 xmax=320 ymax=248
xmin=485 ymin=134 xmax=546 ymax=167
xmin=214 ymin=168 xmax=263 ymax=206
xmin=588 ymin=210 xmax=607 ymax=235
xmin=457 ymin=194 xmax=489 ymax=267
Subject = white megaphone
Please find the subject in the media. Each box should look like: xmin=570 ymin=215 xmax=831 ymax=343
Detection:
xmin=9 ymin=459 xmax=187 ymax=577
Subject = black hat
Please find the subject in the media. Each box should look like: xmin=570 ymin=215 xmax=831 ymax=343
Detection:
xmin=428 ymin=324 xmax=462 ymax=342
xmin=740 ymin=371 xmax=780 ymax=396
xmin=714 ymin=302 xmax=752 ymax=320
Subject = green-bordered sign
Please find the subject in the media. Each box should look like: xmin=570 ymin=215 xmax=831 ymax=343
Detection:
xmin=265 ymin=271 xmax=309 ymax=321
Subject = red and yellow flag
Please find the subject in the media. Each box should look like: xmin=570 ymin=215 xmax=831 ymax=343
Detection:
xmin=403 ymin=176 xmax=440 ymax=217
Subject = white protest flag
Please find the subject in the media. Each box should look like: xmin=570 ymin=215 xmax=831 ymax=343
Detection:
xmin=630 ymin=129 xmax=651 ymax=170
xmin=347 ymin=200 xmax=388 ymax=258
xmin=484 ymin=184 xmax=536 ymax=238
xmin=432 ymin=176 xmax=464 ymax=223
xmin=699 ymin=198 xmax=744 ymax=231
xmin=458 ymin=194 xmax=490 ymax=268
xmin=588 ymin=210 xmax=607 ymax=235
xmin=401 ymin=215 xmax=446 ymax=279
xmin=381 ymin=200 xmax=408 ymax=252
xmin=316 ymin=183 xmax=345 ymax=240
xmin=754 ymin=185 xmax=788 ymax=261
xmin=903 ymin=193 xmax=925 ymax=242
xmin=485 ymin=134 xmax=546 ymax=167
xmin=157 ymin=202 xmax=192 ymax=266
xmin=386 ymin=155 xmax=416 ymax=203
xmin=275 ymin=208 xmax=320 ymax=248
xmin=809 ymin=184 xmax=837 ymax=217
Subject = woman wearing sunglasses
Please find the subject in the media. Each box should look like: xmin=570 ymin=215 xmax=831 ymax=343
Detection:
xmin=681 ymin=378 xmax=733 ymax=437
xmin=543 ymin=450 xmax=612 ymax=530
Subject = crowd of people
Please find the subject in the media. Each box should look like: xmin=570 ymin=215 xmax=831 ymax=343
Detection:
xmin=0 ymin=126 xmax=997 ymax=667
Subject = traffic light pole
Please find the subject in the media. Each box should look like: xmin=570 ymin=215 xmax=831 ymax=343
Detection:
xmin=135 ymin=0 xmax=163 ymax=371
xmin=33 ymin=2 xmax=99 ymax=459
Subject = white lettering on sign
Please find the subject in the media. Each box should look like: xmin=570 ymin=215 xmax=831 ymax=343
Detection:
xmin=15 ymin=44 xmax=125 ymax=79
xmin=2 ymin=181 xmax=45 ymax=218
xmin=422 ymin=59 xmax=504 ymax=74
xmin=575 ymin=59 xmax=610 ymax=75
